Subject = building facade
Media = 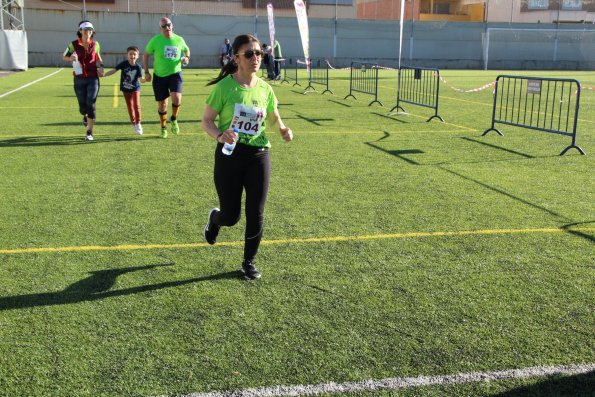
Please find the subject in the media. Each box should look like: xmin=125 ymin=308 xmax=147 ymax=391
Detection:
xmin=25 ymin=0 xmax=595 ymax=23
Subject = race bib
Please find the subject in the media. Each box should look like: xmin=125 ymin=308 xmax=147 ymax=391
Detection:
xmin=231 ymin=103 xmax=265 ymax=136
xmin=163 ymin=46 xmax=179 ymax=60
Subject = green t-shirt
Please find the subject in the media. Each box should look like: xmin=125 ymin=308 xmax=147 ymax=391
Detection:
xmin=145 ymin=33 xmax=189 ymax=77
xmin=274 ymin=40 xmax=282 ymax=58
xmin=206 ymin=75 xmax=278 ymax=148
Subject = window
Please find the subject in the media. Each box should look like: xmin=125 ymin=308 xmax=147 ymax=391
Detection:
xmin=562 ymin=0 xmax=582 ymax=10
xmin=527 ymin=0 xmax=548 ymax=9
xmin=433 ymin=2 xmax=450 ymax=14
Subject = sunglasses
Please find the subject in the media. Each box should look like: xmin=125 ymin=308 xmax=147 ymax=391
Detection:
xmin=238 ymin=49 xmax=263 ymax=59
xmin=160 ymin=23 xmax=172 ymax=28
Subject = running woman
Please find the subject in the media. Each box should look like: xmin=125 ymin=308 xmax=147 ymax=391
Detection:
xmin=201 ymin=34 xmax=293 ymax=280
xmin=63 ymin=20 xmax=105 ymax=141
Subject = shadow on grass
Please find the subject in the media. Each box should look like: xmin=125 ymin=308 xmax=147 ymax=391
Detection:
xmin=439 ymin=167 xmax=569 ymax=221
xmin=561 ymin=221 xmax=595 ymax=243
xmin=440 ymin=168 xmax=594 ymax=244
xmin=371 ymin=112 xmax=408 ymax=122
xmin=0 ymin=263 xmax=242 ymax=311
xmin=365 ymin=133 xmax=560 ymax=166
xmin=296 ymin=114 xmax=335 ymax=126
xmin=365 ymin=139 xmax=593 ymax=244
xmin=0 ymin=135 xmax=159 ymax=147
xmin=327 ymin=99 xmax=351 ymax=107
xmin=42 ymin=119 xmax=199 ymax=127
xmin=491 ymin=370 xmax=595 ymax=397
xmin=55 ymin=92 xmax=206 ymax=98
xmin=461 ymin=137 xmax=534 ymax=158
xmin=365 ymin=140 xmax=424 ymax=165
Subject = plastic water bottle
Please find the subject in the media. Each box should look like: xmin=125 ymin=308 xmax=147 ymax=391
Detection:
xmin=222 ymin=128 xmax=239 ymax=156
xmin=72 ymin=53 xmax=83 ymax=75
xmin=180 ymin=56 xmax=188 ymax=67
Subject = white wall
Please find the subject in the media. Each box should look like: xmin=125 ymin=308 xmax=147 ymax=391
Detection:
xmin=24 ymin=9 xmax=595 ymax=70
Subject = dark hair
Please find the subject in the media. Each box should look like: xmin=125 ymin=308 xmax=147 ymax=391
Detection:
xmin=207 ymin=34 xmax=261 ymax=86
xmin=127 ymin=46 xmax=139 ymax=53
xmin=76 ymin=20 xmax=95 ymax=39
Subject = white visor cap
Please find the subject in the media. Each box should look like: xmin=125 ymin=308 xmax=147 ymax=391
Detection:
xmin=79 ymin=22 xmax=94 ymax=30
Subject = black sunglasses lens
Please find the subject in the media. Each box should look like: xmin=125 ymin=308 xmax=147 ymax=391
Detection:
xmin=161 ymin=23 xmax=171 ymax=28
xmin=244 ymin=50 xmax=263 ymax=58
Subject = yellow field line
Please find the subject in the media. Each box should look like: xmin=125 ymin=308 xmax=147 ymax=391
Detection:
xmin=299 ymin=130 xmax=472 ymax=135
xmin=0 ymin=227 xmax=592 ymax=255
xmin=113 ymin=83 xmax=118 ymax=108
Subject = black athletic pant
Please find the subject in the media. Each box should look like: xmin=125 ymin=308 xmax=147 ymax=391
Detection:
xmin=212 ymin=143 xmax=271 ymax=262
xmin=73 ymin=76 xmax=99 ymax=119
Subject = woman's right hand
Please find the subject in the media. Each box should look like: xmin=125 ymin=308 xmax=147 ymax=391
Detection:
xmin=218 ymin=128 xmax=238 ymax=144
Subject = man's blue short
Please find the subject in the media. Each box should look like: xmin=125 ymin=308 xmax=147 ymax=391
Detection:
xmin=152 ymin=71 xmax=183 ymax=101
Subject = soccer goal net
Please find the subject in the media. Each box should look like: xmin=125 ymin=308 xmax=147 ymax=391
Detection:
xmin=484 ymin=27 xmax=595 ymax=70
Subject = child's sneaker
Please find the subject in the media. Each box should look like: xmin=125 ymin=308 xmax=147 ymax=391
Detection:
xmin=160 ymin=126 xmax=168 ymax=139
xmin=82 ymin=115 xmax=88 ymax=127
xmin=171 ymin=119 xmax=179 ymax=135
xmin=136 ymin=123 xmax=143 ymax=135
xmin=85 ymin=131 xmax=94 ymax=141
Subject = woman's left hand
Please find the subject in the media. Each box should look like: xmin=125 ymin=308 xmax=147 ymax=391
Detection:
xmin=280 ymin=127 xmax=293 ymax=142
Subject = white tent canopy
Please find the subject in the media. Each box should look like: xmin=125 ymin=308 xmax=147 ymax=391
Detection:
xmin=1 ymin=0 xmax=27 ymax=70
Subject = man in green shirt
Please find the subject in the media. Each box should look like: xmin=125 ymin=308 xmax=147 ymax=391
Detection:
xmin=143 ymin=17 xmax=190 ymax=138
xmin=273 ymin=39 xmax=282 ymax=80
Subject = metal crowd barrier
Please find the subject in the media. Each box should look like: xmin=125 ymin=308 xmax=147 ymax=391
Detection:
xmin=483 ymin=75 xmax=585 ymax=155
xmin=281 ymin=58 xmax=301 ymax=87
xmin=391 ymin=66 xmax=444 ymax=122
xmin=304 ymin=58 xmax=333 ymax=94
xmin=344 ymin=62 xmax=382 ymax=106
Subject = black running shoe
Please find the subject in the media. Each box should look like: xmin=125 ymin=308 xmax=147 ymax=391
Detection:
xmin=241 ymin=259 xmax=261 ymax=280
xmin=204 ymin=207 xmax=220 ymax=245
xmin=82 ymin=116 xmax=88 ymax=127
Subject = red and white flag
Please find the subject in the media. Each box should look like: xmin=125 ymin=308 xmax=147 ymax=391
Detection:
xmin=267 ymin=3 xmax=275 ymax=50
xmin=293 ymin=0 xmax=310 ymax=71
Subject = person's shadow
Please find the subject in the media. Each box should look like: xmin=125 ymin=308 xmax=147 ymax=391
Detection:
xmin=0 ymin=263 xmax=241 ymax=311
xmin=491 ymin=370 xmax=594 ymax=397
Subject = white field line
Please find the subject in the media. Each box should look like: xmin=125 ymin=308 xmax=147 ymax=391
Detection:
xmin=0 ymin=68 xmax=64 ymax=99
xmin=161 ymin=363 xmax=595 ymax=397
